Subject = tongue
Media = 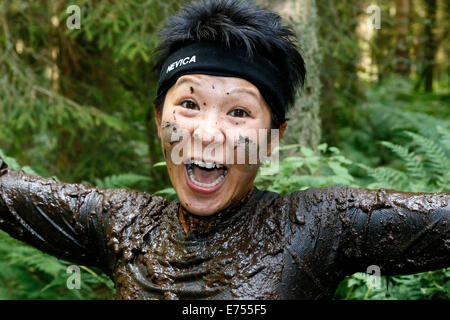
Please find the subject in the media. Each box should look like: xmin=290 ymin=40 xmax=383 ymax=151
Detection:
xmin=193 ymin=165 xmax=224 ymax=184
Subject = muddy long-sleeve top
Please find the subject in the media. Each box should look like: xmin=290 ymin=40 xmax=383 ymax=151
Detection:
xmin=0 ymin=159 xmax=449 ymax=299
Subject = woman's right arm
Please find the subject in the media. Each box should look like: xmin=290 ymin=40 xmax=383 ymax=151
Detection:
xmin=0 ymin=156 xmax=168 ymax=275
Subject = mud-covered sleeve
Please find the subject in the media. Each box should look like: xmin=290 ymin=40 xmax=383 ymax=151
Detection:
xmin=290 ymin=186 xmax=449 ymax=278
xmin=0 ymin=163 xmax=168 ymax=276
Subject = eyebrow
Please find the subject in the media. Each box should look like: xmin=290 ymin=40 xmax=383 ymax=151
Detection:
xmin=228 ymin=87 xmax=260 ymax=101
xmin=174 ymin=77 xmax=201 ymax=88
xmin=174 ymin=76 xmax=261 ymax=101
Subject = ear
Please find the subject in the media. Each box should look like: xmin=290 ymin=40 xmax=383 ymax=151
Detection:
xmin=267 ymin=121 xmax=287 ymax=157
xmin=278 ymin=121 xmax=288 ymax=140
xmin=154 ymin=104 xmax=162 ymax=139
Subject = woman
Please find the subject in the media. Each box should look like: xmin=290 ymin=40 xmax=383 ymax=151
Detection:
xmin=0 ymin=0 xmax=448 ymax=299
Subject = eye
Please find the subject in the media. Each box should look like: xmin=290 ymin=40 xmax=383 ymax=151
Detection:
xmin=228 ymin=108 xmax=249 ymax=118
xmin=181 ymin=100 xmax=199 ymax=110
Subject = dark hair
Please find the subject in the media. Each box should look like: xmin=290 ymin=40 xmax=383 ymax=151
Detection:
xmin=153 ymin=0 xmax=306 ymax=128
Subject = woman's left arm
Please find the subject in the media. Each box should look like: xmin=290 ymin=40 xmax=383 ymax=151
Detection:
xmin=332 ymin=186 xmax=449 ymax=276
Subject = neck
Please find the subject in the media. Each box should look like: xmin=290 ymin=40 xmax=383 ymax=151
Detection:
xmin=178 ymin=187 xmax=255 ymax=235
xmin=178 ymin=207 xmax=216 ymax=235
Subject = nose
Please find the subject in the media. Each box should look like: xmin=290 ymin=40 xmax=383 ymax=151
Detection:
xmin=193 ymin=111 xmax=225 ymax=146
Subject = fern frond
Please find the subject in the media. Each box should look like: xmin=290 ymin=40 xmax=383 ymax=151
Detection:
xmin=93 ymin=173 xmax=151 ymax=189
xmin=379 ymin=141 xmax=428 ymax=184
xmin=436 ymin=126 xmax=450 ymax=153
xmin=358 ymin=164 xmax=408 ymax=190
xmin=6 ymin=246 xmax=66 ymax=278
xmin=404 ymin=131 xmax=449 ymax=189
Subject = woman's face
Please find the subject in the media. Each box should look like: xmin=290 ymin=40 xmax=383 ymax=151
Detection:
xmin=156 ymin=74 xmax=283 ymax=216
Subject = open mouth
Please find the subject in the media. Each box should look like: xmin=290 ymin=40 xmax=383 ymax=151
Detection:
xmin=185 ymin=160 xmax=228 ymax=193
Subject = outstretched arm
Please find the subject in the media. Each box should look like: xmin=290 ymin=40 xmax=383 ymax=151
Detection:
xmin=0 ymin=156 xmax=168 ymax=275
xmin=337 ymin=186 xmax=449 ymax=276
xmin=287 ymin=185 xmax=449 ymax=292
xmin=291 ymin=186 xmax=449 ymax=278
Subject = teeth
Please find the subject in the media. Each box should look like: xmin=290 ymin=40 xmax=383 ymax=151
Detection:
xmin=187 ymin=165 xmax=228 ymax=188
xmin=187 ymin=159 xmax=224 ymax=169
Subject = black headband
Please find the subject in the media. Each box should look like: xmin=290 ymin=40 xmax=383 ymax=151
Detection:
xmin=156 ymin=42 xmax=286 ymax=123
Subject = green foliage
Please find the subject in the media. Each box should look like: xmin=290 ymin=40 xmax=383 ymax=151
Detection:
xmin=336 ymin=76 xmax=450 ymax=178
xmin=359 ymin=130 xmax=449 ymax=192
xmin=403 ymin=131 xmax=449 ymax=191
xmin=334 ymin=269 xmax=450 ymax=300
xmin=255 ymin=143 xmax=356 ymax=193
xmin=91 ymin=173 xmax=151 ymax=189
xmin=0 ymin=230 xmax=114 ymax=300
xmin=0 ymin=0 xmax=178 ymax=188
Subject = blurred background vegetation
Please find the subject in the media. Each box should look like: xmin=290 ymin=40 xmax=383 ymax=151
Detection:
xmin=0 ymin=0 xmax=448 ymax=300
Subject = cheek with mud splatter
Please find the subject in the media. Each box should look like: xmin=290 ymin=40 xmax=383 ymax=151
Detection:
xmin=161 ymin=121 xmax=188 ymax=163
xmin=232 ymin=135 xmax=261 ymax=171
xmin=161 ymin=121 xmax=183 ymax=145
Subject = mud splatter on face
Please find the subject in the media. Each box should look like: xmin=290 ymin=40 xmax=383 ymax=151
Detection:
xmin=161 ymin=121 xmax=183 ymax=145
xmin=161 ymin=121 xmax=189 ymax=165
xmin=236 ymin=135 xmax=257 ymax=150
xmin=233 ymin=135 xmax=261 ymax=170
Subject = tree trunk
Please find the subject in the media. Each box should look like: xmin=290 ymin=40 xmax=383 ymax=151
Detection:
xmin=316 ymin=0 xmax=364 ymax=147
xmin=442 ymin=0 xmax=450 ymax=89
xmin=395 ymin=0 xmax=410 ymax=76
xmin=423 ymin=0 xmax=437 ymax=92
xmin=258 ymin=0 xmax=322 ymax=152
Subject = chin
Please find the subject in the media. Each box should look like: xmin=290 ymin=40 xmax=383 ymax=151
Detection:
xmin=180 ymin=200 xmax=223 ymax=216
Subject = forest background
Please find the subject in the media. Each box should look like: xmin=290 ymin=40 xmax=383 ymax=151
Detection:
xmin=0 ymin=0 xmax=448 ymax=299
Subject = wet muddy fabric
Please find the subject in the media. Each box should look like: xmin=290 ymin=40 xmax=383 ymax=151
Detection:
xmin=0 ymin=168 xmax=449 ymax=299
